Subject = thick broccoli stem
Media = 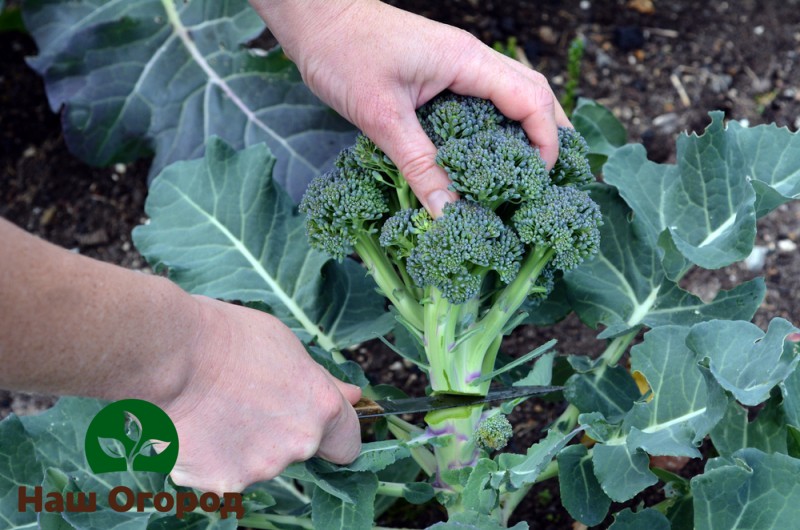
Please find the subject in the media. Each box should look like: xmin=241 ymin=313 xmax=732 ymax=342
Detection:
xmin=354 ymin=233 xmax=424 ymax=331
xmin=425 ymin=404 xmax=485 ymax=494
xmin=467 ymin=246 xmax=554 ymax=393
xmin=426 ymin=246 xmax=554 ymax=396
xmin=424 ymin=286 xmax=464 ymax=393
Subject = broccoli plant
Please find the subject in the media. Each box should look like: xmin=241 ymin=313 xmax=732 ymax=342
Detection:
xmin=299 ymin=92 xmax=601 ymax=493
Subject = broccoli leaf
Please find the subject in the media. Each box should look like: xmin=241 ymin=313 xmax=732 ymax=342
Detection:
xmin=588 ymin=325 xmax=727 ymax=502
xmin=557 ymin=444 xmax=611 ymax=526
xmin=565 ymin=185 xmax=764 ymax=338
xmin=686 ymin=318 xmax=800 ymax=406
xmin=691 ymin=449 xmax=800 ymax=530
xmin=311 ymin=472 xmax=379 ymax=530
xmin=604 ymin=112 xmax=800 ymax=271
xmin=710 ymin=397 xmax=788 ymax=457
xmin=133 ymin=138 xmax=393 ymax=350
xmin=23 ymin=0 xmax=356 ymax=199
xmin=608 ymin=508 xmax=670 ymax=530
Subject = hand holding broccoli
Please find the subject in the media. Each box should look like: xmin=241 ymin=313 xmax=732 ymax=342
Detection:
xmin=251 ymin=0 xmax=571 ymax=216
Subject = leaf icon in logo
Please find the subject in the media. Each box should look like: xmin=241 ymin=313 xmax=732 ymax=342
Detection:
xmin=136 ymin=439 xmax=171 ymax=459
xmin=124 ymin=410 xmax=142 ymax=444
xmin=97 ymin=436 xmax=127 ymax=460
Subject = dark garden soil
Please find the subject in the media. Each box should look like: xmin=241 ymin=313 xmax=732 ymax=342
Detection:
xmin=2 ymin=1 xmax=799 ymax=528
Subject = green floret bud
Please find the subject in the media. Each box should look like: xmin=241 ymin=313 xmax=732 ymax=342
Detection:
xmin=407 ymin=201 xmax=523 ymax=303
xmin=512 ymin=185 xmax=602 ymax=271
xmin=476 ymin=414 xmax=513 ymax=451
xmin=418 ymin=93 xmax=505 ymax=146
xmin=550 ymin=127 xmax=593 ymax=187
xmin=436 ymin=128 xmax=548 ymax=207
xmin=299 ymin=165 xmax=389 ymax=261
xmin=350 ymin=134 xmax=401 ymax=183
xmin=379 ymin=208 xmax=432 ymax=259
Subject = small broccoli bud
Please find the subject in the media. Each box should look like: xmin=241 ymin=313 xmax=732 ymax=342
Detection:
xmin=379 ymin=208 xmax=432 ymax=259
xmin=512 ymin=185 xmax=602 ymax=271
xmin=476 ymin=414 xmax=513 ymax=451
xmin=550 ymin=127 xmax=593 ymax=187
xmin=436 ymin=128 xmax=548 ymax=207
xmin=299 ymin=165 xmax=389 ymax=260
xmin=350 ymin=134 xmax=403 ymax=186
xmin=418 ymin=93 xmax=505 ymax=146
xmin=407 ymin=201 xmax=523 ymax=303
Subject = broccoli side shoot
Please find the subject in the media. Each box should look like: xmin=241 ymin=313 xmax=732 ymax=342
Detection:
xmin=476 ymin=414 xmax=514 ymax=451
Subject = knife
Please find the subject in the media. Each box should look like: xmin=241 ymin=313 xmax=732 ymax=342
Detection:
xmin=354 ymin=385 xmax=563 ymax=422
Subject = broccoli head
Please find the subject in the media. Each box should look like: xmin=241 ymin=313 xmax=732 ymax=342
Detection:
xmin=300 ymin=90 xmax=601 ymax=396
xmin=476 ymin=414 xmax=514 ymax=451
xmin=512 ymin=184 xmax=602 ymax=271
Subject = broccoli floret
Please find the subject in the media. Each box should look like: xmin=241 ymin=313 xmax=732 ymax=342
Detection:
xmin=300 ymin=164 xmax=388 ymax=261
xmin=550 ymin=126 xmax=593 ymax=187
xmin=436 ymin=127 xmax=548 ymax=207
xmin=379 ymin=208 xmax=433 ymax=260
xmin=406 ymin=201 xmax=523 ymax=304
xmin=476 ymin=414 xmax=513 ymax=451
xmin=512 ymin=184 xmax=602 ymax=271
xmin=418 ymin=93 xmax=505 ymax=146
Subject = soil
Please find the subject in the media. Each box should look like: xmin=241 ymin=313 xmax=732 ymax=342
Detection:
xmin=1 ymin=1 xmax=799 ymax=528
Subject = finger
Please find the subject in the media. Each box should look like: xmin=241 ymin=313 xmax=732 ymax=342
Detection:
xmin=496 ymin=53 xmax=573 ymax=128
xmin=329 ymin=376 xmax=363 ymax=405
xmin=449 ymin=48 xmax=562 ymax=170
xmin=361 ymin=103 xmax=458 ymax=217
xmin=315 ymin=393 xmax=362 ymax=464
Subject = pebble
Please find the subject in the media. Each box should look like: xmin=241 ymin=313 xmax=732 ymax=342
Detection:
xmin=744 ymin=245 xmax=769 ymax=271
xmin=777 ymin=239 xmax=798 ymax=253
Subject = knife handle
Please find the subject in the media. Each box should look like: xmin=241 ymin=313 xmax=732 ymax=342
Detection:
xmin=354 ymin=397 xmax=384 ymax=423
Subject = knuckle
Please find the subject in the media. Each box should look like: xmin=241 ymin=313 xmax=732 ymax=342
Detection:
xmin=398 ymin=150 xmax=438 ymax=185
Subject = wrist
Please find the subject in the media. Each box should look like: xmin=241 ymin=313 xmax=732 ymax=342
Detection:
xmin=249 ymin=0 xmax=362 ymax=62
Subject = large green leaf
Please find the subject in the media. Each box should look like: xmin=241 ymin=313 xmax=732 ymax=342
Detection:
xmin=686 ymin=318 xmax=800 ymax=406
xmin=133 ymin=138 xmax=393 ymax=351
xmin=604 ymin=112 xmax=800 ymax=270
xmin=557 ymin=444 xmax=610 ymax=526
xmin=710 ymin=397 xmax=788 ymax=457
xmin=589 ymin=326 xmax=727 ymax=502
xmin=22 ymin=0 xmax=355 ymax=199
xmin=310 ymin=473 xmax=378 ymax=530
xmin=608 ymin=508 xmax=670 ymax=530
xmin=624 ymin=326 xmax=727 ymax=458
xmin=692 ymin=449 xmax=800 ymax=530
xmin=0 ymin=417 xmax=41 ymax=530
xmin=565 ymin=185 xmax=764 ymax=338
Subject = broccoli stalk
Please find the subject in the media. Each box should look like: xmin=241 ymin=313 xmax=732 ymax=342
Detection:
xmin=300 ymin=92 xmax=601 ymax=491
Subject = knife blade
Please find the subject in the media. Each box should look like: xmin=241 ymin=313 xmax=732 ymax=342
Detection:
xmin=354 ymin=385 xmax=563 ymax=422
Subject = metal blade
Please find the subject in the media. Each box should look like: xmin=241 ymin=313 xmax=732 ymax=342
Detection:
xmin=355 ymin=385 xmax=563 ymax=421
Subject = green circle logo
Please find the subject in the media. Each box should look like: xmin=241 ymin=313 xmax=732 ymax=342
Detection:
xmin=84 ymin=399 xmax=179 ymax=475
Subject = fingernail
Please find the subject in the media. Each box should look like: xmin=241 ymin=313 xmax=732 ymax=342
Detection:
xmin=426 ymin=190 xmax=454 ymax=218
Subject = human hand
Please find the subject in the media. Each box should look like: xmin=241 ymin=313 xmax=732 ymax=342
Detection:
xmin=252 ymin=0 xmax=571 ymax=216
xmin=162 ymin=296 xmax=362 ymax=493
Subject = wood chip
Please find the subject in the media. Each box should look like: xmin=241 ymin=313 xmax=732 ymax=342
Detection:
xmin=627 ymin=0 xmax=655 ymax=14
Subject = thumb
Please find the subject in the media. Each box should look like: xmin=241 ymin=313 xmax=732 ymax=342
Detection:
xmin=365 ymin=107 xmax=458 ymax=218
xmin=328 ymin=375 xmax=362 ymax=405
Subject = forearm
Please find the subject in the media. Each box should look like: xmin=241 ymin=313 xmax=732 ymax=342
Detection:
xmin=0 ymin=218 xmax=199 ymax=404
